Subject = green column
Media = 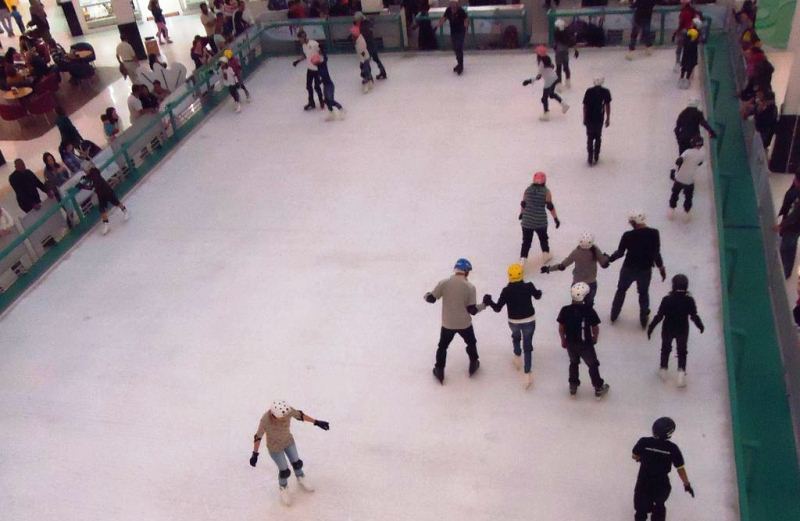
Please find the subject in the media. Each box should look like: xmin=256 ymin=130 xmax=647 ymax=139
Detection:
xmin=754 ymin=0 xmax=797 ymax=48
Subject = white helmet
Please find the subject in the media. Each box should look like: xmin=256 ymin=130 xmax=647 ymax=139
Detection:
xmin=270 ymin=400 xmax=291 ymax=418
xmin=628 ymin=211 xmax=647 ymax=225
xmin=692 ymin=17 xmax=703 ymax=29
xmin=593 ymin=76 xmax=605 ymax=86
xmin=555 ymin=18 xmax=566 ymax=30
xmin=571 ymin=282 xmax=591 ymax=302
xmin=579 ymin=232 xmax=594 ymax=249
xmin=687 ymin=97 xmax=700 ymax=108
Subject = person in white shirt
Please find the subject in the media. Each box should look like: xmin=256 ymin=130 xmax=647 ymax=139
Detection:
xmin=0 ymin=206 xmax=15 ymax=237
xmin=351 ymin=25 xmax=373 ymax=93
xmin=523 ymin=52 xmax=569 ymax=121
xmin=199 ymin=3 xmax=218 ymax=53
xmin=668 ymin=135 xmax=705 ymax=221
xmin=291 ymin=30 xmax=325 ymax=111
xmin=116 ymin=35 xmax=140 ymax=84
xmin=219 ymin=56 xmax=242 ymax=113
xmin=127 ymin=86 xmax=144 ymax=125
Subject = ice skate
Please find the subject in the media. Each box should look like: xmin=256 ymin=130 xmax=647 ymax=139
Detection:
xmin=325 ymin=110 xmax=336 ymax=122
xmin=667 ymin=208 xmax=675 ymax=220
xmin=513 ymin=355 xmax=522 ymax=371
xmin=335 ymin=108 xmax=346 ymax=120
xmin=279 ymin=486 xmax=292 ymax=506
xmin=297 ymin=476 xmax=315 ymax=492
xmin=659 ymin=368 xmax=668 ymax=381
xmin=542 ymin=251 xmax=553 ymax=262
xmin=368 ymin=80 xmax=375 ymax=91
xmin=303 ymin=102 xmax=315 ymax=111
xmin=122 ymin=208 xmax=129 ymax=221
xmin=644 ymin=47 xmax=653 ymax=56
xmin=468 ymin=360 xmax=480 ymax=376
xmin=594 ymin=383 xmax=610 ymax=399
xmin=639 ymin=311 xmax=650 ymax=329
xmin=519 ymin=257 xmax=527 ymax=266
xmin=432 ymin=366 xmax=444 ymax=385
xmin=245 ymin=94 xmax=252 ymax=103
xmin=677 ymin=370 xmax=687 ymax=388
xmin=569 ymin=384 xmax=578 ymax=396
xmin=673 ymin=62 xmax=680 ymax=73
xmin=101 ymin=221 xmax=109 ymax=235
xmin=234 ymin=103 xmax=242 ymax=113
xmin=539 ymin=111 xmax=550 ymax=121
xmin=523 ymin=372 xmax=533 ymax=390
xmin=376 ymin=72 xmax=387 ymax=80
xmin=561 ymin=101 xmax=570 ymax=114
xmin=682 ymin=211 xmax=692 ymax=223
xmin=362 ymin=82 xmax=369 ymax=94
xmin=565 ymin=78 xmax=571 ymax=89
xmin=555 ymin=83 xmax=564 ymax=94
xmin=625 ymin=51 xmax=635 ymax=61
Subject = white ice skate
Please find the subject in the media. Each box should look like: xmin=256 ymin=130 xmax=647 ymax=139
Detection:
xmin=645 ymin=47 xmax=653 ymax=56
xmin=555 ymin=83 xmax=564 ymax=94
xmin=279 ymin=486 xmax=292 ymax=506
xmin=325 ymin=110 xmax=336 ymax=122
xmin=659 ymin=368 xmax=668 ymax=381
xmin=673 ymin=62 xmax=680 ymax=73
xmin=297 ymin=476 xmax=315 ymax=492
xmin=513 ymin=355 xmax=522 ymax=371
xmin=565 ymin=78 xmax=571 ymax=89
xmin=234 ymin=102 xmax=242 ymax=113
xmin=523 ymin=372 xmax=533 ymax=390
xmin=539 ymin=111 xmax=550 ymax=121
xmin=362 ymin=82 xmax=369 ymax=94
xmin=677 ymin=370 xmax=687 ymax=388
xmin=245 ymin=94 xmax=252 ymax=103
xmin=667 ymin=208 xmax=675 ymax=220
xmin=682 ymin=211 xmax=692 ymax=223
xmin=122 ymin=208 xmax=129 ymax=221
xmin=519 ymin=257 xmax=527 ymax=266
xmin=334 ymin=107 xmax=345 ymax=120
xmin=561 ymin=102 xmax=570 ymax=114
xmin=101 ymin=221 xmax=109 ymax=235
xmin=542 ymin=251 xmax=553 ymax=262
xmin=625 ymin=51 xmax=635 ymax=61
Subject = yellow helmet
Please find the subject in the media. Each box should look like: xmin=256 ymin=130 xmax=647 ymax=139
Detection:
xmin=223 ymin=49 xmax=234 ymax=59
xmin=508 ymin=263 xmax=524 ymax=282
xmin=687 ymin=28 xmax=699 ymax=41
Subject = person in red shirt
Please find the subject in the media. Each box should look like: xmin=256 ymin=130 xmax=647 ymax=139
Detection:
xmin=224 ymin=48 xmax=250 ymax=101
xmin=673 ymin=0 xmax=699 ymax=72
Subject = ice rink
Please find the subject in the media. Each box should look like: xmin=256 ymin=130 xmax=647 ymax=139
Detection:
xmin=0 ymin=50 xmax=738 ymax=521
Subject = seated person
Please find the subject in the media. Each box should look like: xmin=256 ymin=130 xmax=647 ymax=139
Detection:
xmin=29 ymin=50 xmax=52 ymax=84
xmin=3 ymin=48 xmax=32 ymax=88
xmin=138 ymin=84 xmax=160 ymax=111
xmin=151 ymin=80 xmax=171 ymax=103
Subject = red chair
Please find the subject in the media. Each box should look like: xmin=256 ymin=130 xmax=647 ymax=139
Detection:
xmin=0 ymin=102 xmax=27 ymax=131
xmin=37 ymin=73 xmax=61 ymax=95
xmin=26 ymin=92 xmax=57 ymax=124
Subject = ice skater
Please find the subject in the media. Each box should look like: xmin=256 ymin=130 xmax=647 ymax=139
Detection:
xmin=553 ymin=18 xmax=578 ymax=90
xmin=434 ymin=0 xmax=468 ymax=75
xmin=519 ymin=171 xmax=560 ymax=265
xmin=483 ymin=263 xmax=543 ymax=389
xmin=647 ymin=274 xmax=704 ymax=387
xmin=582 ymin=76 xmax=612 ymax=165
xmin=674 ymin=98 xmax=716 ymax=153
xmin=76 ymin=167 xmax=129 ymax=236
xmin=608 ymin=212 xmax=666 ymax=328
xmin=351 ymin=25 xmax=374 ymax=93
xmin=523 ymin=55 xmax=569 ymax=121
xmin=626 ymin=0 xmax=657 ymax=60
xmin=224 ymin=48 xmax=251 ymax=102
xmin=668 ymin=135 xmax=704 ymax=221
xmin=424 ymin=258 xmax=487 ymax=384
xmin=632 ymin=417 xmax=695 ymax=521
xmin=312 ymin=51 xmax=344 ymax=121
xmin=353 ymin=11 xmax=387 ymax=80
xmin=292 ymin=30 xmax=325 ymax=111
xmin=672 ymin=0 xmax=700 ymax=71
xmin=249 ymin=400 xmax=330 ymax=506
xmin=557 ymin=282 xmax=610 ymax=398
xmin=678 ymin=28 xmax=700 ymax=89
xmin=541 ymin=232 xmax=609 ymax=307
xmin=219 ymin=57 xmax=243 ymax=113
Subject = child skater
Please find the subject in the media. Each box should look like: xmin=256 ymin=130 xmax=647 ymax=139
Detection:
xmin=224 ymin=48 xmax=250 ymax=102
xmin=351 ymin=25 xmax=374 ymax=93
xmin=312 ymin=50 xmax=345 ymax=121
xmin=553 ymin=18 xmax=579 ymax=91
xmin=668 ymin=135 xmax=705 ymax=221
xmin=541 ymin=232 xmax=609 ymax=307
xmin=646 ymin=274 xmax=704 ymax=387
xmin=523 ymin=54 xmax=569 ymax=121
xmin=77 ymin=167 xmax=129 ymax=236
xmin=679 ymin=27 xmax=700 ymax=89
xmin=219 ymin=56 xmax=243 ymax=113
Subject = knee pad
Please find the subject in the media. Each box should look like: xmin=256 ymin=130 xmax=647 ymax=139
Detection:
xmin=291 ymin=459 xmax=304 ymax=471
xmin=278 ymin=469 xmax=291 ymax=480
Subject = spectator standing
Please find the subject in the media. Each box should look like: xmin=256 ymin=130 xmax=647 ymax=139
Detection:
xmin=9 ymin=159 xmax=50 ymax=213
xmin=754 ymin=90 xmax=778 ymax=149
xmin=10 ymin=5 xmax=24 ymax=34
xmin=42 ymin=152 xmax=70 ymax=198
xmin=0 ymin=1 xmax=15 ymax=38
xmin=776 ymin=174 xmax=800 ymax=279
xmin=233 ymin=0 xmax=251 ymax=36
xmin=434 ymin=1 xmax=468 ymax=75
xmin=148 ymin=0 xmax=173 ymax=45
xmin=626 ymin=0 xmax=656 ymax=60
xmin=54 ymin=106 xmax=83 ymax=148
xmin=190 ymin=35 xmax=212 ymax=69
xmin=415 ymin=0 xmax=438 ymax=51
xmin=222 ymin=0 xmax=237 ymax=37
xmin=116 ymin=34 xmax=141 ymax=84
xmin=200 ymin=3 xmax=218 ymax=53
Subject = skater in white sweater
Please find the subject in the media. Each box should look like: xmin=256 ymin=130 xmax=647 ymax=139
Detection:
xmin=351 ymin=25 xmax=374 ymax=93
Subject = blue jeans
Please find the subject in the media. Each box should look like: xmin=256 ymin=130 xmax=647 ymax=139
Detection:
xmin=586 ymin=281 xmax=598 ymax=308
xmin=269 ymin=443 xmax=304 ymax=487
xmin=509 ymin=321 xmax=535 ymax=373
xmin=629 ymin=19 xmax=652 ymax=51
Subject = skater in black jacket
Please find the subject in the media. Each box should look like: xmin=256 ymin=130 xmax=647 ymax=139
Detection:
xmin=484 ymin=263 xmax=542 ymax=389
xmin=674 ymin=99 xmax=716 ymax=153
xmin=648 ymin=274 xmax=704 ymax=387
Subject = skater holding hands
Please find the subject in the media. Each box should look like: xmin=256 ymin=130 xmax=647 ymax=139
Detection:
xmin=292 ymin=30 xmax=325 ymax=110
xmin=541 ymin=232 xmax=609 ymax=307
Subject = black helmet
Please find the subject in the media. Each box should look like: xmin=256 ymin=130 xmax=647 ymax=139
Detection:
xmin=652 ymin=417 xmax=676 ymax=440
xmin=672 ymin=274 xmax=689 ymax=292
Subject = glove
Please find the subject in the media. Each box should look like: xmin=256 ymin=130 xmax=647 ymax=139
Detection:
xmin=522 ymin=79 xmax=532 ymax=86
xmin=249 ymin=451 xmax=259 ymax=467
xmin=573 ymin=49 xmax=579 ymax=59
xmin=659 ymin=266 xmax=667 ymax=282
xmin=646 ymin=325 xmax=655 ymax=339
xmin=518 ymin=213 xmax=523 ymax=221
xmin=684 ymin=483 xmax=695 ymax=498
xmin=540 ymin=266 xmax=550 ymax=274
xmin=482 ymin=294 xmax=492 ymax=305
xmin=424 ymin=293 xmax=436 ymax=303
xmin=699 ymin=324 xmax=705 ymax=334
xmin=554 ymin=218 xmax=561 ymax=229
xmin=670 ymin=169 xmax=676 ymax=180
xmin=314 ymin=420 xmax=330 ymax=431
xmin=560 ymin=338 xmax=567 ymax=349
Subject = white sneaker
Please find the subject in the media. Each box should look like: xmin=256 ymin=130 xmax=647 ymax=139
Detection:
xmin=122 ymin=209 xmax=129 ymax=221
xmin=279 ymin=486 xmax=292 ymax=506
xmin=297 ymin=476 xmax=315 ymax=492
xmin=565 ymin=78 xmax=571 ymax=89
xmin=513 ymin=355 xmax=522 ymax=371
xmin=101 ymin=222 xmax=109 ymax=235
xmin=542 ymin=251 xmax=552 ymax=262
xmin=667 ymin=208 xmax=675 ymax=220
xmin=234 ymin=103 xmax=241 ymax=113
xmin=561 ymin=102 xmax=570 ymax=114
xmin=539 ymin=112 xmax=550 ymax=121
xmin=523 ymin=372 xmax=533 ymax=390
xmin=625 ymin=51 xmax=634 ymax=61
xmin=677 ymin=370 xmax=687 ymax=387
xmin=682 ymin=211 xmax=692 ymax=223
xmin=659 ymin=368 xmax=668 ymax=381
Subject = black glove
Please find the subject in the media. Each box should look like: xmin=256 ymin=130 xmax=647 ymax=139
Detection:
xmin=522 ymin=79 xmax=532 ymax=86
xmin=314 ymin=420 xmax=330 ymax=431
xmin=684 ymin=483 xmax=695 ymax=498
xmin=670 ymin=169 xmax=676 ymax=180
xmin=540 ymin=266 xmax=550 ymax=274
xmin=292 ymin=58 xmax=303 ymax=67
xmin=424 ymin=293 xmax=436 ymax=303
xmin=573 ymin=49 xmax=579 ymax=59
xmin=554 ymin=218 xmax=561 ymax=229
xmin=699 ymin=324 xmax=705 ymax=334
xmin=659 ymin=266 xmax=667 ymax=282
xmin=518 ymin=213 xmax=523 ymax=221
xmin=646 ymin=325 xmax=655 ymax=339
xmin=482 ymin=294 xmax=493 ymax=305
xmin=250 ymin=451 xmax=259 ymax=467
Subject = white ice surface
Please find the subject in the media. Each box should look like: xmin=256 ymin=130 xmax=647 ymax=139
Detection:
xmin=0 ymin=50 xmax=738 ymax=521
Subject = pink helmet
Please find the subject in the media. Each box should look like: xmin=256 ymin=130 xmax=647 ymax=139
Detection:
xmin=533 ymin=171 xmax=547 ymax=185
xmin=310 ymin=54 xmax=322 ymax=66
xmin=535 ymin=45 xmax=548 ymax=57
xmin=350 ymin=25 xmax=361 ymax=38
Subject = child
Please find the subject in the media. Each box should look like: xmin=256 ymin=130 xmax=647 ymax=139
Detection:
xmin=312 ymin=52 xmax=344 ymax=121
xmin=224 ymin=48 xmax=250 ymax=102
xmin=553 ymin=18 xmax=578 ymax=90
xmin=483 ymin=263 xmax=543 ymax=389
xmin=523 ymin=55 xmax=569 ymax=121
xmin=678 ymin=27 xmax=700 ymax=89
xmin=519 ymin=171 xmax=560 ymax=264
xmin=668 ymin=135 xmax=704 ymax=221
xmin=219 ymin=56 xmax=242 ymax=113
xmin=541 ymin=232 xmax=609 ymax=307
xmin=646 ymin=274 xmax=704 ymax=387
xmin=351 ymin=25 xmax=373 ymax=93
xmin=76 ymin=167 xmax=129 ymax=235
xmin=148 ymin=0 xmax=173 ymax=44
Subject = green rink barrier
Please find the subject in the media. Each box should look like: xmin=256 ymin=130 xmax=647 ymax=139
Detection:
xmin=702 ymin=31 xmax=800 ymax=521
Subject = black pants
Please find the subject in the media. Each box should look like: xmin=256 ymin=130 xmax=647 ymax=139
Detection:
xmin=566 ymin=342 xmax=604 ymax=388
xmin=555 ymin=50 xmax=570 ymax=82
xmin=367 ymin=43 xmax=386 ymax=76
xmin=680 ymin=63 xmax=696 ymax=79
xmin=451 ymin=31 xmax=465 ymax=70
xmin=611 ymin=266 xmax=652 ymax=319
xmin=228 ymin=85 xmax=240 ymax=103
xmin=676 ymin=135 xmax=696 ymax=154
xmin=360 ymin=61 xmax=373 ymax=83
xmin=586 ymin=124 xmax=603 ymax=161
xmin=521 ymin=226 xmax=549 ymax=258
xmin=306 ymin=69 xmax=324 ymax=106
xmin=660 ymin=330 xmax=689 ymax=370
xmin=323 ymin=83 xmax=342 ymax=110
xmin=759 ymin=128 xmax=775 ymax=149
xmin=541 ymin=84 xmax=562 ymax=112
xmin=634 ymin=479 xmax=671 ymax=521
xmin=669 ymin=181 xmax=695 ymax=212
xmin=435 ymin=326 xmax=478 ymax=370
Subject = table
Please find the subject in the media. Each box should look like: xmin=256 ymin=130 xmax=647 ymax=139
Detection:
xmin=73 ymin=50 xmax=93 ymax=60
xmin=2 ymin=87 xmax=33 ymax=101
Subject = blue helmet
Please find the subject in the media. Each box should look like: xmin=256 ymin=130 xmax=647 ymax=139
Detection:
xmin=454 ymin=258 xmax=472 ymax=272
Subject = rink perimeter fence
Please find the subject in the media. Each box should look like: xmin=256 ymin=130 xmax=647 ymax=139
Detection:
xmin=1 ymin=8 xmax=799 ymax=521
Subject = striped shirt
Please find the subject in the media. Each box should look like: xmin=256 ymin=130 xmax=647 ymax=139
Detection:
xmin=521 ymin=184 xmax=549 ymax=229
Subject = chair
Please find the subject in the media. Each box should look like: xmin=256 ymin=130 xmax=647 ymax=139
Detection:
xmin=26 ymin=92 xmax=57 ymax=123
xmin=66 ymin=61 xmax=95 ymax=86
xmin=36 ymin=73 xmax=61 ymax=94
xmin=69 ymin=42 xmax=96 ymax=63
xmin=0 ymin=102 xmax=27 ymax=131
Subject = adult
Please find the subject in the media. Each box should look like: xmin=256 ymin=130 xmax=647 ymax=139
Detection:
xmin=199 ymin=2 xmax=218 ymax=53
xmin=127 ymin=85 xmax=144 ymax=125
xmin=674 ymin=98 xmax=715 ymax=154
xmin=582 ymin=76 xmax=611 ymax=166
xmin=415 ymin=0 xmax=437 ymax=51
xmin=0 ymin=1 xmax=14 ymax=38
xmin=116 ymin=34 xmax=141 ymax=84
xmin=434 ymin=1 xmax=468 ymax=75
xmin=753 ymin=89 xmax=778 ymax=149
xmin=10 ymin=5 xmax=24 ymax=34
xmin=519 ymin=171 xmax=560 ymax=265
xmin=27 ymin=0 xmax=50 ymax=41
xmin=222 ymin=0 xmax=237 ymax=36
xmin=354 ymin=12 xmax=387 ymax=80
xmin=292 ymin=30 xmax=324 ymax=111
xmin=776 ymin=173 xmax=800 ymax=279
xmin=233 ymin=0 xmax=251 ymax=36
xmin=54 ymin=106 xmax=83 ymax=148
xmin=9 ymin=159 xmax=50 ymax=213
xmin=424 ymin=258 xmax=487 ymax=384
xmin=249 ymin=400 xmax=330 ymax=506
xmin=632 ymin=418 xmax=695 ymax=521
xmin=626 ymin=0 xmax=657 ymax=60
xmin=148 ymin=0 xmax=173 ymax=45
xmin=42 ymin=152 xmax=71 ymax=198
xmin=76 ymin=168 xmax=129 ymax=235
xmin=190 ymin=35 xmax=212 ymax=70
xmin=608 ymin=211 xmax=666 ymax=328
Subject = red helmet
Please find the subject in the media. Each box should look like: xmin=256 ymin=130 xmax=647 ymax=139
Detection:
xmin=535 ymin=45 xmax=548 ymax=57
xmin=533 ymin=171 xmax=547 ymax=185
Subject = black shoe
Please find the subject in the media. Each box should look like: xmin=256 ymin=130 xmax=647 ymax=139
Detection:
xmin=319 ymin=102 xmax=326 ymax=110
xmin=587 ymin=155 xmax=594 ymax=166
xmin=456 ymin=67 xmax=464 ymax=76
xmin=640 ymin=310 xmax=650 ymax=329
xmin=468 ymin=360 xmax=480 ymax=376
xmin=610 ymin=312 xmax=619 ymax=323
xmin=303 ymin=103 xmax=315 ymax=111
xmin=594 ymin=383 xmax=610 ymax=398
xmin=376 ymin=72 xmax=387 ymax=80
xmin=432 ymin=367 xmax=444 ymax=384
xmin=593 ymin=153 xmax=600 ymax=163
xmin=569 ymin=385 xmax=578 ymax=396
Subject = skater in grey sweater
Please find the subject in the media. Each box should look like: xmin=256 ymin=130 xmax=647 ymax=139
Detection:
xmin=541 ymin=232 xmax=609 ymax=306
